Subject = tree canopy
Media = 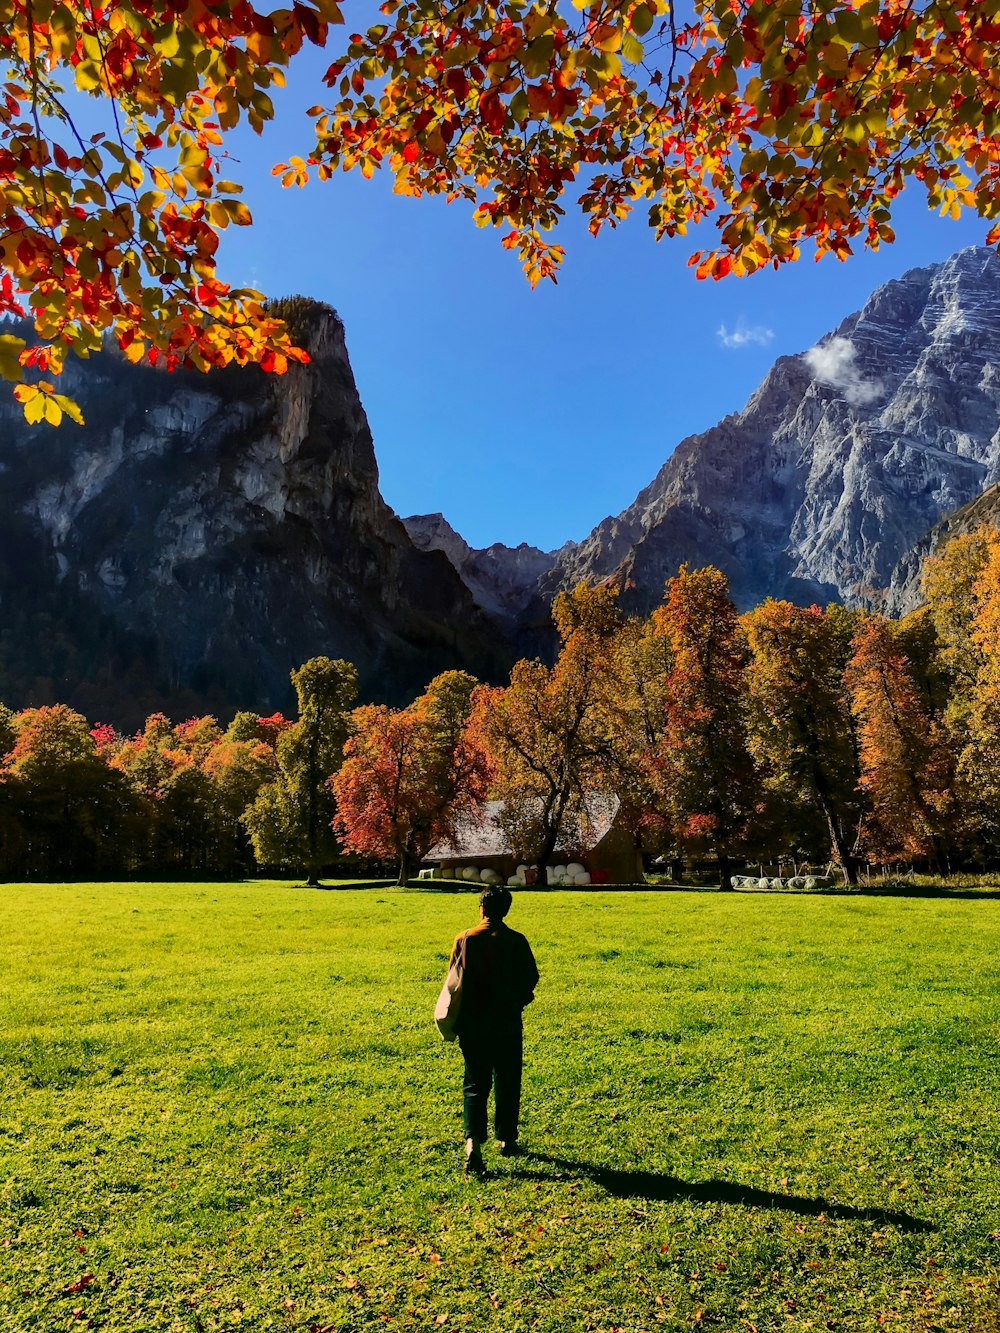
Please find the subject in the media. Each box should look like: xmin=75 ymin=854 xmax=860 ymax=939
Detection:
xmin=5 ymin=533 xmax=1000 ymax=881
xmin=2 ymin=0 xmax=999 ymax=416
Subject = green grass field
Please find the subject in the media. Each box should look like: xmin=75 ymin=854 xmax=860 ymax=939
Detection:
xmin=2 ymin=882 xmax=999 ymax=1332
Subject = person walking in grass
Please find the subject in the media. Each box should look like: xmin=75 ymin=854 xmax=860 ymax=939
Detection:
xmin=447 ymin=884 xmax=539 ymax=1177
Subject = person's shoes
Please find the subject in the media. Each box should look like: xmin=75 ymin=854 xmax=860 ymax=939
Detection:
xmin=464 ymin=1139 xmax=486 ymax=1177
xmin=498 ymin=1140 xmax=520 ymax=1157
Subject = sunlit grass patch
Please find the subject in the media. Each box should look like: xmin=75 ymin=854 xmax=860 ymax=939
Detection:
xmin=1 ymin=881 xmax=999 ymax=1331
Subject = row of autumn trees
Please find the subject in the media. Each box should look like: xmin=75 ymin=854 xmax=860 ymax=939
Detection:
xmin=338 ymin=522 xmax=1000 ymax=888
xmin=5 ymin=521 xmax=1000 ymax=884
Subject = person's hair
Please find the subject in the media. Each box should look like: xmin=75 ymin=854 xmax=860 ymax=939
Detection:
xmin=480 ymin=884 xmax=512 ymax=921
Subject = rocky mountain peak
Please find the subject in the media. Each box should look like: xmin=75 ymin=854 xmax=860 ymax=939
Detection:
xmin=0 ymin=304 xmax=509 ymax=724
xmin=403 ymin=513 xmax=556 ymax=624
xmin=527 ymin=245 xmax=1000 ymax=615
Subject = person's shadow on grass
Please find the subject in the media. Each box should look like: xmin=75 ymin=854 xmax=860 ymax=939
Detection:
xmin=511 ymin=1152 xmax=932 ymax=1232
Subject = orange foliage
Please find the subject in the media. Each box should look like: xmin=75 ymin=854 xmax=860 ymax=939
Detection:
xmin=3 ymin=0 xmax=1000 ymax=417
xmin=845 ymin=615 xmax=958 ymax=864
xmin=332 ymin=670 xmax=488 ymax=882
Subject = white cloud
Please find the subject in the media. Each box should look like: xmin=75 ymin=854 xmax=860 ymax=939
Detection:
xmin=803 ymin=335 xmax=882 ymax=407
xmin=717 ymin=320 xmax=775 ymax=349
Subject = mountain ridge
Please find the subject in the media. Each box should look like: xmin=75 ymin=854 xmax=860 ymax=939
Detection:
xmin=3 ymin=248 xmax=1000 ymax=725
xmin=427 ymin=246 xmax=1000 ymax=622
xmin=0 ymin=302 xmax=511 ymax=725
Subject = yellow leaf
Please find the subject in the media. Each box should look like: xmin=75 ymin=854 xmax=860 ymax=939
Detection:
xmin=156 ymin=21 xmax=180 ymax=57
xmin=0 ymin=334 xmax=26 ymax=383
xmin=822 ymin=42 xmax=850 ymax=75
xmin=53 ymin=394 xmax=84 ymax=425
xmin=224 ymin=198 xmax=253 ymax=225
xmin=596 ymin=24 xmax=622 ymax=52
xmin=23 ymin=395 xmax=45 ymax=425
xmin=622 ymin=31 xmax=644 ymax=64
xmin=74 ymin=60 xmax=104 ymax=92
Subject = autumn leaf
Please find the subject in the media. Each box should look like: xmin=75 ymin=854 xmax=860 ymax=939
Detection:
xmin=63 ymin=1274 xmax=95 ymax=1295
xmin=0 ymin=335 xmax=26 ymax=383
xmin=4 ymin=0 xmax=1000 ymax=410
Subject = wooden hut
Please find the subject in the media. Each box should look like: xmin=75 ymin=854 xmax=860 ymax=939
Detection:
xmin=425 ymin=793 xmax=644 ymax=886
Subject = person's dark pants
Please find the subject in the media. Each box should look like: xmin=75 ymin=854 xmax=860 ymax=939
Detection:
xmin=459 ymin=1017 xmax=523 ymax=1143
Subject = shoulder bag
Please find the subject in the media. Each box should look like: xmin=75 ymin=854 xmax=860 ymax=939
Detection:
xmin=434 ymin=931 xmax=469 ymax=1042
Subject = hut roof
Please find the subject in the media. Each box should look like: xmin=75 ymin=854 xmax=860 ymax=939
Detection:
xmin=427 ymin=793 xmax=620 ymax=862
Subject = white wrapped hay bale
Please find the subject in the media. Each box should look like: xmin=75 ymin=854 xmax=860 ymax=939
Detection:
xmin=574 ymin=871 xmax=592 ymax=885
xmin=440 ymin=867 xmax=454 ymax=880
xmin=480 ymin=868 xmax=501 ymax=884
xmin=506 ymin=876 xmax=520 ymax=887
xmin=566 ymin=862 xmax=585 ymax=878
xmin=462 ymin=866 xmax=479 ymax=881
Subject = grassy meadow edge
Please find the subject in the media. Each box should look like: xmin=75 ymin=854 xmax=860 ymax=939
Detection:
xmin=2 ymin=881 xmax=999 ymax=1332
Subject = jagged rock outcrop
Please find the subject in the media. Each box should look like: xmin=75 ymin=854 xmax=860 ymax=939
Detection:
xmin=402 ymin=512 xmax=557 ymax=623
xmin=537 ymin=246 xmax=1000 ymax=613
xmin=0 ymin=302 xmax=508 ymax=725
xmin=401 ymin=511 xmax=575 ymax=660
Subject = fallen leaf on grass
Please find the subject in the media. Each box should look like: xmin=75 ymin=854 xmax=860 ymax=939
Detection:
xmin=435 ymin=1315 xmax=449 ymax=1325
xmin=63 ymin=1274 xmax=95 ymax=1295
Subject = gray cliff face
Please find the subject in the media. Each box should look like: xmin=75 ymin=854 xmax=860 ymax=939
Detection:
xmin=402 ymin=512 xmax=556 ymax=621
xmin=0 ymin=304 xmax=507 ymax=722
xmin=538 ymin=246 xmax=1000 ymax=613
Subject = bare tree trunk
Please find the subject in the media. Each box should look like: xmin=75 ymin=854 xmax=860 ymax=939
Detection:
xmin=718 ymin=853 xmax=734 ymax=891
xmin=397 ymin=849 xmax=412 ymax=887
xmin=823 ymin=810 xmax=859 ymax=886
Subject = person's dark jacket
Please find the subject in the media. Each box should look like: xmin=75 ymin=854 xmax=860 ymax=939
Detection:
xmin=450 ymin=920 xmax=538 ymax=1030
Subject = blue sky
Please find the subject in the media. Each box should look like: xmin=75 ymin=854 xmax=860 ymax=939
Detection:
xmin=212 ymin=65 xmax=991 ymax=552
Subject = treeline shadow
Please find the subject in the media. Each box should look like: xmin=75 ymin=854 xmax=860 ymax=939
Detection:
xmin=309 ymin=880 xmax=396 ymax=891
xmin=843 ymin=885 xmax=1000 ymax=900
xmin=514 ymin=1152 xmax=932 ymax=1232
